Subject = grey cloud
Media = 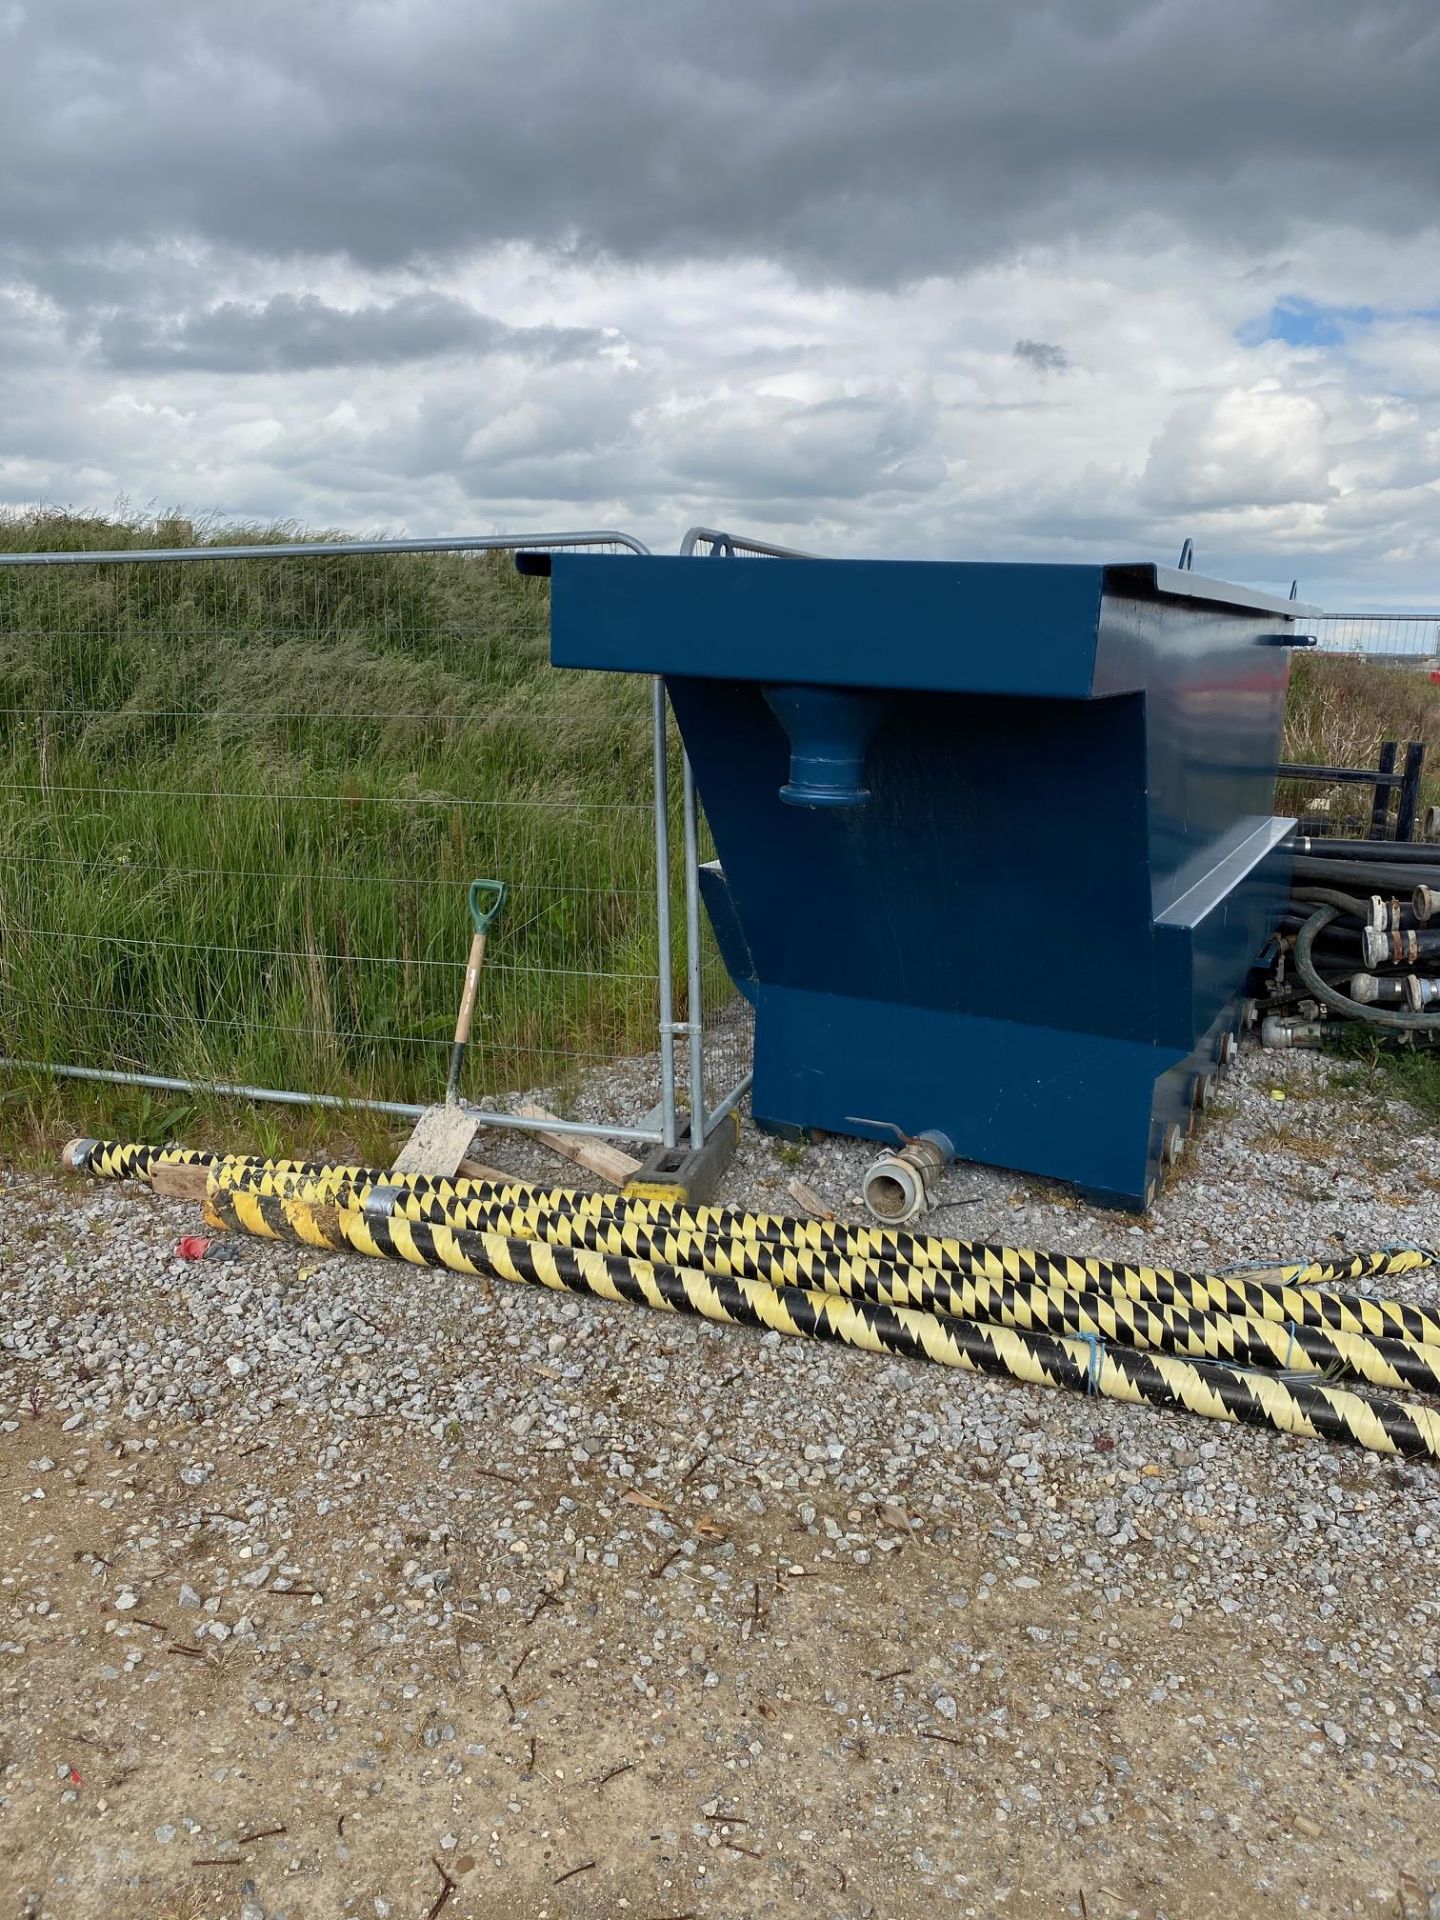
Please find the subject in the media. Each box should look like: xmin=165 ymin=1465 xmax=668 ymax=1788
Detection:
xmin=1014 ymin=338 xmax=1069 ymax=372
xmin=659 ymin=392 xmax=946 ymax=505
xmin=1 ymin=1 xmax=1437 ymax=288
xmin=94 ymin=292 xmax=604 ymax=373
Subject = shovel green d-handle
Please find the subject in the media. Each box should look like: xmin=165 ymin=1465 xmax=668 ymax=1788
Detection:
xmin=446 ymin=879 xmax=508 ymax=1104
xmin=469 ymin=877 xmax=507 ymax=936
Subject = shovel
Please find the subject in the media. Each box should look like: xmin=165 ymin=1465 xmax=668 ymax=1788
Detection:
xmin=391 ymin=877 xmax=507 ymax=1176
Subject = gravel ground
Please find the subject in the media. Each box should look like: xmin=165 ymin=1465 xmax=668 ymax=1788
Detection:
xmin=1 ymin=1041 xmax=1438 ymax=1920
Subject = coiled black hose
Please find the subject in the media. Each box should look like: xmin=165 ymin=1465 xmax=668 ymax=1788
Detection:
xmin=1293 ymin=905 xmax=1440 ymax=1033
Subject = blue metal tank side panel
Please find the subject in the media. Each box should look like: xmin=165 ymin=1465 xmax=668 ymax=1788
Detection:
xmin=696 ymin=862 xmax=757 ymax=1005
xmin=750 ymin=985 xmax=1173 ymax=1205
xmin=1152 ymin=820 xmax=1293 ymax=1048
xmin=666 ymin=675 xmax=1159 ymax=1044
xmin=1096 ymin=590 xmax=1293 ymax=900
xmin=549 ymin=556 xmax=1110 ymax=698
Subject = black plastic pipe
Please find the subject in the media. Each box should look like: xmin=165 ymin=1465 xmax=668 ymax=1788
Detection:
xmin=1292 ymin=855 xmax=1440 ymax=893
xmin=1294 ymin=837 xmax=1440 ymax=864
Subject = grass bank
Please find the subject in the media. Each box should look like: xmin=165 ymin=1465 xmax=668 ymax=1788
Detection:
xmin=0 ymin=510 xmax=659 ymax=1155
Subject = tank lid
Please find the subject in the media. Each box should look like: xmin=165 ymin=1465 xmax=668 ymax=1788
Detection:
xmin=1103 ymin=562 xmax=1321 ymax=620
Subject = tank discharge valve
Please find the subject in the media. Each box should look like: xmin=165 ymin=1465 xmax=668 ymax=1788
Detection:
xmin=862 ymin=1131 xmax=954 ymax=1224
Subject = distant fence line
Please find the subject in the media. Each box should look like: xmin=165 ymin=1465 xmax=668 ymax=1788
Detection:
xmin=1314 ymin=613 xmax=1440 ymax=659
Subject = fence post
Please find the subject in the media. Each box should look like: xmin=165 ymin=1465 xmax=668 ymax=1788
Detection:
xmin=1367 ymin=741 xmax=1399 ymax=840
xmin=682 ymin=748 xmax=706 ymax=1151
xmin=652 ymin=677 xmax=679 ymax=1151
xmin=1396 ymin=741 xmax=1426 ymax=845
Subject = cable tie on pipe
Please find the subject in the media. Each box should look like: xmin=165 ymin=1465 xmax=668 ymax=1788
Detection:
xmin=1074 ymin=1332 xmax=1104 ymax=1395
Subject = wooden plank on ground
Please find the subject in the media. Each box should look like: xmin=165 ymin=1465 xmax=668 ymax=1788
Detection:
xmin=150 ymin=1163 xmax=210 ymax=1203
xmin=512 ymin=1102 xmax=642 ymax=1186
xmin=456 ymin=1156 xmax=522 ymax=1184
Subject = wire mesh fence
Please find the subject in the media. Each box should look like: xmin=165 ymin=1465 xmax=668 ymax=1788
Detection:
xmin=0 ymin=533 xmax=682 ymax=1139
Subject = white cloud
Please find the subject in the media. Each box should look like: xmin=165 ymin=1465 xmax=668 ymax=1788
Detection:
xmin=5 ymin=233 xmax=1440 ymax=603
xmin=1142 ymin=388 xmax=1333 ymax=513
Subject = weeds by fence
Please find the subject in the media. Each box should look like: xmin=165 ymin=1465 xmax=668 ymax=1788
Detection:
xmin=1279 ymin=653 xmax=1440 ymax=831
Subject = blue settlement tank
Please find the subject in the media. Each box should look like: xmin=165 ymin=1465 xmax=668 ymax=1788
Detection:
xmin=543 ymin=554 xmax=1310 ymax=1210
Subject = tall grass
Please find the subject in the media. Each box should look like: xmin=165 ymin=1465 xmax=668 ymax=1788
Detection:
xmin=0 ymin=510 xmax=659 ymax=1129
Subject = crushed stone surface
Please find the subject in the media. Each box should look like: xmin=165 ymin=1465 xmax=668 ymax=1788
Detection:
xmin=1 ymin=1041 xmax=1438 ymax=1918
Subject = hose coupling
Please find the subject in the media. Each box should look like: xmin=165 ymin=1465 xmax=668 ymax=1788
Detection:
xmin=1363 ymin=925 xmax=1421 ymax=967
xmin=1415 ymin=885 xmax=1438 ymax=925
xmin=1260 ymin=1016 xmax=1326 ymax=1049
xmin=862 ymin=1130 xmax=954 ymax=1224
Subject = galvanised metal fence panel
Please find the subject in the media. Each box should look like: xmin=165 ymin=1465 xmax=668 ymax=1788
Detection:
xmin=1314 ymin=612 xmax=1440 ymax=658
xmin=0 ymin=531 xmax=683 ymax=1145
xmin=673 ymin=529 xmax=819 ymax=1141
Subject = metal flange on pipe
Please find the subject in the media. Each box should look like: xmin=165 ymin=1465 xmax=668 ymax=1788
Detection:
xmin=61 ymin=1139 xmax=1440 ymax=1462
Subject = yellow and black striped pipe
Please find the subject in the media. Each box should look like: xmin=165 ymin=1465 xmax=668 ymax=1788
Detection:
xmin=207 ymin=1171 xmax=1440 ymax=1398
xmin=205 ymin=1177 xmax=1440 ymax=1398
xmin=63 ymin=1138 xmax=1440 ymax=1457
xmin=204 ymin=1184 xmax=1440 ymax=1461
xmin=222 ymin=1158 xmax=1440 ymax=1295
xmin=67 ymin=1139 xmax=1440 ymax=1348
xmin=207 ymin=1160 xmax=1440 ymax=1354
xmin=67 ymin=1141 xmax=1438 ymax=1302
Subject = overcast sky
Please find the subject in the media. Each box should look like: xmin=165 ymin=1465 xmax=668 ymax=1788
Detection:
xmin=3 ymin=0 xmax=1439 ymax=604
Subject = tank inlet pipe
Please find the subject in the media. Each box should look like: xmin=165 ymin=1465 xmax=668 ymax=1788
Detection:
xmin=861 ymin=1130 xmax=954 ymax=1224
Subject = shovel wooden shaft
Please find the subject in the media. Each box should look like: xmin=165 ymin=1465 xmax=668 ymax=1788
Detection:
xmin=445 ymin=930 xmax=488 ymax=1102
